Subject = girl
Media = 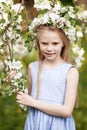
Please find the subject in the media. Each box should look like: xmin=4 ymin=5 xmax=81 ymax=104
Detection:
xmin=12 ymin=25 xmax=79 ymax=130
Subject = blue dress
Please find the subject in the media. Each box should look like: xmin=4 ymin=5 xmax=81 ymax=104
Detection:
xmin=24 ymin=61 xmax=76 ymax=130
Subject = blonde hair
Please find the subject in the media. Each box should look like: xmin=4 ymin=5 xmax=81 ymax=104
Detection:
xmin=36 ymin=25 xmax=73 ymax=98
xmin=36 ymin=25 xmax=72 ymax=63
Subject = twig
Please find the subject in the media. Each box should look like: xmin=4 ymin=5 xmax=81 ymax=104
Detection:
xmin=17 ymin=0 xmax=24 ymax=14
xmin=52 ymin=0 xmax=57 ymax=5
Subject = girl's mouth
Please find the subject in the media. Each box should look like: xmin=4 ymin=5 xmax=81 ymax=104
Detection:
xmin=45 ymin=52 xmax=55 ymax=56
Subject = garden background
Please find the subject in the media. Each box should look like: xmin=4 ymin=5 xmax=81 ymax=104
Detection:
xmin=0 ymin=0 xmax=87 ymax=130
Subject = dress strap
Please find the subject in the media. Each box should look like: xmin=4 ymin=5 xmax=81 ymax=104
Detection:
xmin=65 ymin=64 xmax=74 ymax=80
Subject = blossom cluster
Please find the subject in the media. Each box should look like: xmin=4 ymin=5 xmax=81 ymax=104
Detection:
xmin=0 ymin=0 xmax=28 ymax=98
xmin=78 ymin=10 xmax=87 ymax=23
xmin=34 ymin=0 xmax=52 ymax=10
xmin=72 ymin=44 xmax=85 ymax=68
xmin=29 ymin=1 xmax=77 ymax=44
xmin=0 ymin=1 xmax=27 ymax=58
xmin=4 ymin=60 xmax=26 ymax=94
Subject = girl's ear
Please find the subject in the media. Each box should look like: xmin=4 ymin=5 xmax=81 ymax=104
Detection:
xmin=61 ymin=45 xmax=65 ymax=56
xmin=63 ymin=42 xmax=65 ymax=47
xmin=62 ymin=46 xmax=65 ymax=51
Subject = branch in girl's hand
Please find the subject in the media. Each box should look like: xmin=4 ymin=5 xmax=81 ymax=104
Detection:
xmin=5 ymin=59 xmax=27 ymax=94
xmin=0 ymin=59 xmax=27 ymax=96
xmin=0 ymin=59 xmax=27 ymax=111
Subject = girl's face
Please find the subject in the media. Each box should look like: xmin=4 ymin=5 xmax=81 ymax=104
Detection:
xmin=38 ymin=30 xmax=64 ymax=62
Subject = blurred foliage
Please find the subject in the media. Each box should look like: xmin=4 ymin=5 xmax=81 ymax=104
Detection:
xmin=73 ymin=35 xmax=87 ymax=130
xmin=61 ymin=0 xmax=74 ymax=5
xmin=0 ymin=95 xmax=27 ymax=130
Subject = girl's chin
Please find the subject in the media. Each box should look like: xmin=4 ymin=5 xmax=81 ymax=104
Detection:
xmin=45 ymin=57 xmax=56 ymax=61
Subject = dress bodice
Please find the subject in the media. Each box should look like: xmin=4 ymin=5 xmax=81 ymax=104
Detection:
xmin=30 ymin=61 xmax=73 ymax=104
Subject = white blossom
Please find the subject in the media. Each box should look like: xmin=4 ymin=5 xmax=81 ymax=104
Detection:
xmin=72 ymin=45 xmax=85 ymax=68
xmin=85 ymin=29 xmax=87 ymax=34
xmin=65 ymin=27 xmax=76 ymax=43
xmin=29 ymin=18 xmax=41 ymax=30
xmin=19 ymin=104 xmax=27 ymax=111
xmin=68 ymin=6 xmax=75 ymax=18
xmin=66 ymin=21 xmax=71 ymax=27
xmin=0 ymin=49 xmax=4 ymax=54
xmin=14 ymin=72 xmax=22 ymax=80
xmin=72 ymin=45 xmax=85 ymax=55
xmin=6 ymin=30 xmax=16 ymax=39
xmin=17 ymin=15 xmax=23 ymax=24
xmin=68 ymin=12 xmax=75 ymax=19
xmin=24 ymin=88 xmax=28 ymax=94
xmin=4 ymin=59 xmax=23 ymax=70
xmin=0 ymin=0 xmax=12 ymax=4
xmin=60 ymin=7 xmax=66 ymax=13
xmin=52 ymin=4 xmax=61 ymax=12
xmin=78 ymin=10 xmax=87 ymax=22
xmin=75 ymin=58 xmax=83 ymax=68
xmin=0 ymin=40 xmax=4 ymax=46
xmin=42 ymin=13 xmax=49 ymax=24
xmin=10 ymin=61 xmax=23 ymax=70
xmin=12 ymin=3 xmax=24 ymax=13
xmin=34 ymin=0 xmax=52 ymax=10
xmin=76 ymin=31 xmax=83 ymax=38
xmin=49 ymin=12 xmax=60 ymax=24
xmin=13 ymin=43 xmax=28 ymax=59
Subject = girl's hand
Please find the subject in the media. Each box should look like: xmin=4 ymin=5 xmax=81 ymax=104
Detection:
xmin=8 ymin=69 xmax=17 ymax=82
xmin=16 ymin=91 xmax=35 ymax=107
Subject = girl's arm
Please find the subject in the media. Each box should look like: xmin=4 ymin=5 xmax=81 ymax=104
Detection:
xmin=16 ymin=67 xmax=79 ymax=117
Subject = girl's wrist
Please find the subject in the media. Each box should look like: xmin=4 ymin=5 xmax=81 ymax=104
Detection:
xmin=30 ymin=97 xmax=38 ymax=108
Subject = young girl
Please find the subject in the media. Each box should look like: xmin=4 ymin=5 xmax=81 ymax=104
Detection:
xmin=12 ymin=25 xmax=79 ymax=130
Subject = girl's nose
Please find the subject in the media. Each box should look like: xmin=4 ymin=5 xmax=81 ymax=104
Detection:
xmin=47 ymin=45 xmax=52 ymax=51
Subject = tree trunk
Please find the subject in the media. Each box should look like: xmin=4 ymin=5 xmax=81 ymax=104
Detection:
xmin=75 ymin=0 xmax=87 ymax=9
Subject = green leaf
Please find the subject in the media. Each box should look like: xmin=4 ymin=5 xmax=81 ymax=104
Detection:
xmin=21 ymin=33 xmax=28 ymax=40
xmin=71 ymin=19 xmax=77 ymax=26
xmin=64 ymin=14 xmax=70 ymax=20
xmin=1 ymin=2 xmax=7 ymax=8
xmin=0 ymin=19 xmax=5 ymax=23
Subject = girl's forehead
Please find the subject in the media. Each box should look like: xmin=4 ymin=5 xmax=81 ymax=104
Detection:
xmin=39 ymin=30 xmax=61 ymax=39
xmin=39 ymin=31 xmax=63 ymax=43
xmin=40 ymin=29 xmax=58 ymax=33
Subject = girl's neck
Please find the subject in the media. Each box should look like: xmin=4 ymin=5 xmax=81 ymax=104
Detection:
xmin=42 ymin=58 xmax=66 ymax=68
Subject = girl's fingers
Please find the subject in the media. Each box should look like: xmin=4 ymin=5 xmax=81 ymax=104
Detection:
xmin=16 ymin=92 xmax=24 ymax=104
xmin=16 ymin=92 xmax=23 ymax=100
xmin=8 ymin=69 xmax=17 ymax=82
xmin=16 ymin=99 xmax=21 ymax=104
xmin=16 ymin=94 xmax=22 ymax=100
xmin=9 ymin=70 xmax=17 ymax=76
xmin=17 ymin=91 xmax=23 ymax=95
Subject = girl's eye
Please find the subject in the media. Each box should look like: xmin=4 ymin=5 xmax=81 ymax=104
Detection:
xmin=40 ymin=42 xmax=48 ymax=45
xmin=53 ymin=42 xmax=59 ymax=45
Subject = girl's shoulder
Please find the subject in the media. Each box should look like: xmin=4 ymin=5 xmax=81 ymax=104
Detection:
xmin=28 ymin=61 xmax=39 ymax=70
xmin=66 ymin=63 xmax=79 ymax=79
xmin=62 ymin=62 xmax=79 ymax=76
xmin=65 ymin=63 xmax=79 ymax=72
xmin=67 ymin=65 xmax=79 ymax=76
